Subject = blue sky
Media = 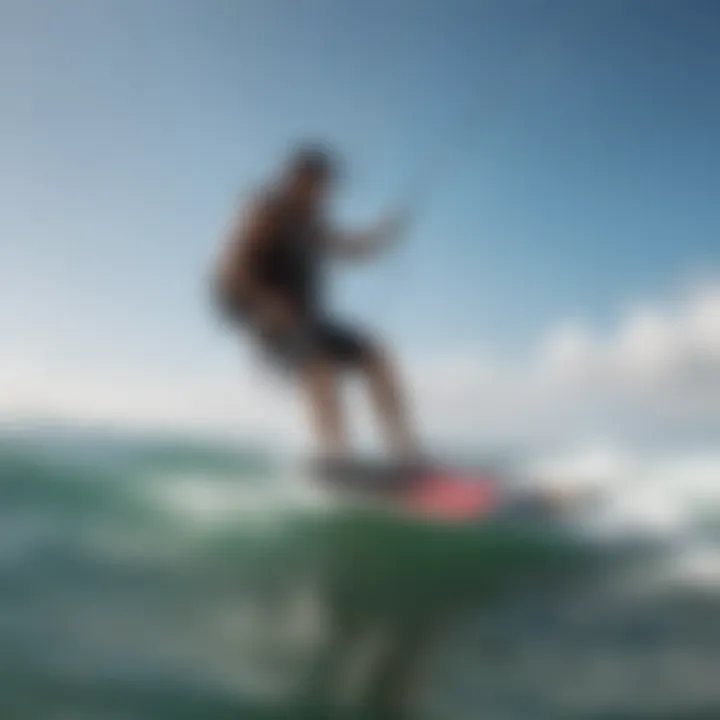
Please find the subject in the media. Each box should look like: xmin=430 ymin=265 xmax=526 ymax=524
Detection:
xmin=2 ymin=0 xmax=720 ymax=443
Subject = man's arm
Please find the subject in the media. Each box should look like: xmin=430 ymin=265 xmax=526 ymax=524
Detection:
xmin=322 ymin=207 xmax=410 ymax=262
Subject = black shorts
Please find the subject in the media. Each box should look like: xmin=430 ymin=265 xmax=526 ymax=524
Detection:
xmin=263 ymin=318 xmax=371 ymax=371
xmin=213 ymin=285 xmax=370 ymax=371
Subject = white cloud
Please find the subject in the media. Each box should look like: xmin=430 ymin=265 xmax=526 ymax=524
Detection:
xmin=410 ymin=280 xmax=720 ymax=446
xmin=2 ymin=279 xmax=720 ymax=450
xmin=0 ymin=352 xmax=306 ymax=445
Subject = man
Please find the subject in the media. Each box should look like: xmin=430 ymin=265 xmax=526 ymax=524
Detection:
xmin=214 ymin=144 xmax=420 ymax=463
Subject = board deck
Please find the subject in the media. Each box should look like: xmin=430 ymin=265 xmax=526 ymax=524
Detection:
xmin=311 ymin=457 xmax=503 ymax=522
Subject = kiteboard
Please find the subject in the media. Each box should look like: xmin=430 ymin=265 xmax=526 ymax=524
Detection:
xmin=310 ymin=456 xmax=575 ymax=524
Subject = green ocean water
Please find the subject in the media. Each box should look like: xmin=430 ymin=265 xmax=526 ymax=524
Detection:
xmin=1 ymin=426 xmax=719 ymax=720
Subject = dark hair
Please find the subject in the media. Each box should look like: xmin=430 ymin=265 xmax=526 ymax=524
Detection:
xmin=287 ymin=143 xmax=339 ymax=181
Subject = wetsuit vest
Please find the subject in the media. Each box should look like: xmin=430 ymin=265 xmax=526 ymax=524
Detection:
xmin=240 ymin=190 xmax=324 ymax=322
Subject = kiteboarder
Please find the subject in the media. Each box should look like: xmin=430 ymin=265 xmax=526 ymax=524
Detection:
xmin=214 ymin=143 xmax=420 ymax=463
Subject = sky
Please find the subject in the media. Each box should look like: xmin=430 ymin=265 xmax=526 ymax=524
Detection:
xmin=2 ymin=0 xmax=720 ymax=450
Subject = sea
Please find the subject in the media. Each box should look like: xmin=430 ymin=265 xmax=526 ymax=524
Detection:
xmin=1 ymin=421 xmax=720 ymax=720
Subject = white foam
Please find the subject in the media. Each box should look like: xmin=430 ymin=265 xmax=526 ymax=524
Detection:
xmin=146 ymin=472 xmax=284 ymax=525
xmin=524 ymin=442 xmax=720 ymax=583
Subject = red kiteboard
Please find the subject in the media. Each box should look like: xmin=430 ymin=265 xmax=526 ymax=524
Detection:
xmin=401 ymin=467 xmax=501 ymax=521
xmin=314 ymin=458 xmax=503 ymax=522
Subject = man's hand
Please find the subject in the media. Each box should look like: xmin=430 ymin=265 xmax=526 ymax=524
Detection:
xmin=376 ymin=204 xmax=412 ymax=245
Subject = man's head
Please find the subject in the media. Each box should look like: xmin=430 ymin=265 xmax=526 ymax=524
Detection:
xmin=283 ymin=143 xmax=338 ymax=209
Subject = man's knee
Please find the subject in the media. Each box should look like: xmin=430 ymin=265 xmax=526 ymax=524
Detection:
xmin=303 ymin=354 xmax=337 ymax=382
xmin=358 ymin=335 xmax=393 ymax=372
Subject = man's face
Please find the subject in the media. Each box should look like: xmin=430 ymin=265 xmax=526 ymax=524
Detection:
xmin=291 ymin=171 xmax=330 ymax=209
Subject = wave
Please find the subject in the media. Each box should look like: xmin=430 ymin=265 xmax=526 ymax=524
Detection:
xmin=1 ymin=426 xmax=720 ymax=718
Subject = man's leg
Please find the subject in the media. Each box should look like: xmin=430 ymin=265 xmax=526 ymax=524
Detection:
xmin=362 ymin=343 xmax=419 ymax=461
xmin=302 ymin=356 xmax=348 ymax=458
xmin=310 ymin=320 xmax=420 ymax=461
